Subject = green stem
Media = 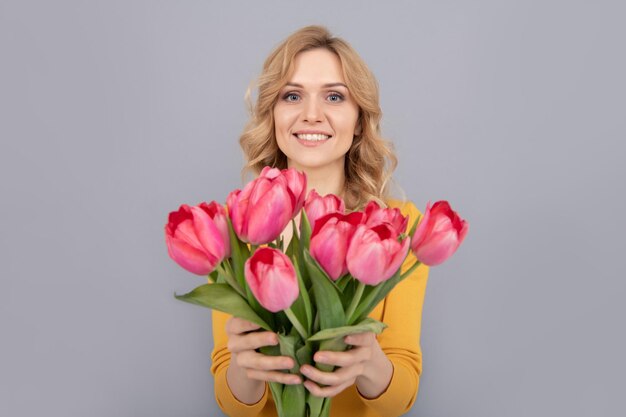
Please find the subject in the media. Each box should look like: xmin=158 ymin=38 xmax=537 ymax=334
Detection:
xmin=284 ymin=307 xmax=308 ymax=339
xmin=400 ymin=259 xmax=422 ymax=280
xmin=223 ymin=260 xmax=235 ymax=279
xmin=216 ymin=263 xmax=246 ymax=298
xmin=345 ymin=281 xmax=365 ymax=324
xmin=274 ymin=235 xmax=283 ymax=251
xmin=348 ymin=284 xmax=382 ymax=324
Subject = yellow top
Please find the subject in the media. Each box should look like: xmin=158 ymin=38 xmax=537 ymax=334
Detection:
xmin=210 ymin=200 xmax=430 ymax=417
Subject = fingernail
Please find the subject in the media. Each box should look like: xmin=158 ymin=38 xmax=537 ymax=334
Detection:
xmin=290 ymin=376 xmax=301 ymax=384
xmin=315 ymin=354 xmax=326 ymax=362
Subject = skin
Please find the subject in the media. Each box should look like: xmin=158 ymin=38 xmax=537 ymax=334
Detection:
xmin=273 ymin=47 xmax=361 ymax=199
xmin=226 ymin=48 xmax=393 ymax=404
xmin=225 ymin=318 xmax=300 ymax=404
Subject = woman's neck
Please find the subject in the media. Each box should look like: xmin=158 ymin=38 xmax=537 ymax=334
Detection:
xmin=295 ymin=165 xmax=346 ymax=198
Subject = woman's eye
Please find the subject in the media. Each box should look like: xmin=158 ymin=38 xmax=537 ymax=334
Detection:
xmin=284 ymin=93 xmax=300 ymax=102
xmin=328 ymin=93 xmax=344 ymax=102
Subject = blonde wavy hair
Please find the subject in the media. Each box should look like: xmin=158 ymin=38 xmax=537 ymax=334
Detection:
xmin=239 ymin=25 xmax=399 ymax=211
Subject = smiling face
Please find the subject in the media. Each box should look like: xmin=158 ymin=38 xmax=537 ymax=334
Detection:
xmin=273 ymin=48 xmax=361 ymax=176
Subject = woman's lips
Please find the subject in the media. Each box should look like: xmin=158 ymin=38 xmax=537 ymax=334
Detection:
xmin=293 ymin=134 xmax=332 ymax=147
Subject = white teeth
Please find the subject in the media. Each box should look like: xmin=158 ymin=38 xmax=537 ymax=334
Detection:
xmin=295 ymin=133 xmax=330 ymax=141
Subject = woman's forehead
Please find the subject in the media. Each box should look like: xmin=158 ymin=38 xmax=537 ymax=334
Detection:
xmin=287 ymin=49 xmax=346 ymax=85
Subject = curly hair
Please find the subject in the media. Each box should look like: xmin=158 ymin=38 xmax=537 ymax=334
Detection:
xmin=239 ymin=25 xmax=399 ymax=211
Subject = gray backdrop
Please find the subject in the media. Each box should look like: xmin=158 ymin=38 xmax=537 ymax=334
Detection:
xmin=1 ymin=1 xmax=624 ymax=416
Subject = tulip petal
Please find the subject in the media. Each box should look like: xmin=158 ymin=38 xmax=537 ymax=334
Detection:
xmin=260 ymin=266 xmax=299 ymax=313
xmin=166 ymin=235 xmax=216 ymax=275
xmin=413 ymin=231 xmax=460 ymax=266
xmin=310 ymin=225 xmax=350 ymax=280
xmin=227 ymin=189 xmax=248 ymax=238
xmin=260 ymin=166 xmax=281 ymax=179
xmin=246 ymin=182 xmax=293 ymax=244
xmin=245 ymin=248 xmax=299 ymax=312
xmin=347 ymin=226 xmax=387 ymax=285
xmin=173 ymin=219 xmax=204 ymax=251
xmin=383 ymin=237 xmax=410 ymax=279
xmin=283 ymin=168 xmax=307 ymax=207
xmin=201 ymin=202 xmax=231 ymax=258
xmin=348 ymin=241 xmax=386 ymax=285
xmin=190 ymin=206 xmax=227 ymax=261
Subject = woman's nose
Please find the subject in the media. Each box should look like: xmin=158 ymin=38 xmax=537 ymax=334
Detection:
xmin=302 ymin=98 xmax=323 ymax=123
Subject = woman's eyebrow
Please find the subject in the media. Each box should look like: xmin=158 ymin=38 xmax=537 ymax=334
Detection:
xmin=285 ymin=82 xmax=348 ymax=89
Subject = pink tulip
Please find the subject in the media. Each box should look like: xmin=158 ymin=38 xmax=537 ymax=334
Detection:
xmin=410 ymin=201 xmax=469 ymax=266
xmin=364 ymin=201 xmax=409 ymax=235
xmin=227 ymin=166 xmax=307 ymax=245
xmin=310 ymin=212 xmax=365 ymax=280
xmin=165 ymin=202 xmax=231 ymax=275
xmin=244 ymin=247 xmax=299 ymax=312
xmin=304 ymin=189 xmax=345 ymax=230
xmin=346 ymin=223 xmax=410 ymax=285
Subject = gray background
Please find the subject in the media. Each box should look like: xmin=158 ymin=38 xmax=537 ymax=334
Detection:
xmin=1 ymin=0 xmax=624 ymax=416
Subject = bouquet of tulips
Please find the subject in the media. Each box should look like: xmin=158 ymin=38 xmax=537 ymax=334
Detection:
xmin=165 ymin=166 xmax=468 ymax=417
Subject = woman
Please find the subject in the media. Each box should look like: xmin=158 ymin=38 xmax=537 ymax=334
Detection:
xmin=210 ymin=25 xmax=429 ymax=417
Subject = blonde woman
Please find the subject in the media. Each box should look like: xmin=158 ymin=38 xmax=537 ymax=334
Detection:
xmin=211 ymin=25 xmax=429 ymax=417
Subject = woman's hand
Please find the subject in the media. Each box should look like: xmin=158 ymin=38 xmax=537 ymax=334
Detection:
xmin=225 ymin=317 xmax=302 ymax=404
xmin=299 ymin=332 xmax=393 ymax=399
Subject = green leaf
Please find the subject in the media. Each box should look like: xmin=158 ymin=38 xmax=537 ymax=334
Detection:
xmin=315 ymin=337 xmax=347 ymax=373
xmin=339 ymin=279 xmax=358 ymax=311
xmin=292 ymin=254 xmax=312 ymax=332
xmin=277 ymin=334 xmax=306 ymax=417
xmin=300 ymin=210 xmax=312 ymax=249
xmin=303 ymin=250 xmax=345 ymax=330
xmin=225 ymin=220 xmax=274 ymax=329
xmin=307 ymin=318 xmax=387 ymax=342
xmin=307 ymin=394 xmax=324 ymax=417
xmin=174 ymin=283 xmax=270 ymax=330
xmin=281 ymin=384 xmax=306 ymax=417
xmin=349 ymin=268 xmax=404 ymax=324
xmin=226 ymin=217 xmax=247 ymax=290
xmin=286 ymin=218 xmax=301 ymax=258
xmin=268 ymin=382 xmax=284 ymax=416
xmin=296 ymin=342 xmax=313 ymax=368
xmin=334 ymin=274 xmax=353 ymax=293
xmin=408 ymin=213 xmax=422 ymax=239
xmin=244 ymin=279 xmax=275 ymax=329
xmin=216 ymin=262 xmax=245 ymax=297
xmin=278 ymin=334 xmax=300 ymax=372
xmin=259 ymin=344 xmax=281 ymax=357
xmin=208 ymin=269 xmax=218 ymax=283
xmin=320 ymin=397 xmax=332 ymax=417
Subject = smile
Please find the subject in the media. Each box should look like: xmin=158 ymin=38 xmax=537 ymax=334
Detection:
xmin=294 ymin=133 xmax=331 ymax=141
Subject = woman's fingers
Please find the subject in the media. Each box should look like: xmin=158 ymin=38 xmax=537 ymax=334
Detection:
xmin=246 ymin=369 xmax=302 ymax=385
xmin=225 ymin=317 xmax=261 ymax=334
xmin=226 ymin=317 xmax=278 ymax=354
xmin=227 ymin=330 xmax=277 ymax=353
xmin=344 ymin=332 xmax=377 ymax=346
xmin=313 ymin=346 xmax=371 ymax=367
xmin=297 ymin=333 xmax=381 ymax=398
xmin=236 ymin=350 xmax=295 ymax=372
xmin=303 ymin=378 xmax=354 ymax=398
xmin=300 ymin=363 xmax=362 ymax=387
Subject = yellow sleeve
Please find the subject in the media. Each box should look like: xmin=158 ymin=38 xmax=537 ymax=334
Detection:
xmin=210 ymin=309 xmax=270 ymax=416
xmin=357 ymin=200 xmax=429 ymax=415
